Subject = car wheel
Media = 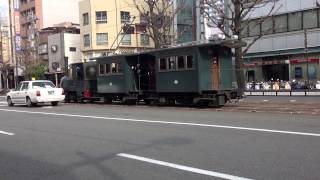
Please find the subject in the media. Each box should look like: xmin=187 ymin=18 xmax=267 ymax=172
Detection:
xmin=51 ymin=101 xmax=59 ymax=106
xmin=26 ymin=97 xmax=35 ymax=107
xmin=7 ymin=97 xmax=14 ymax=107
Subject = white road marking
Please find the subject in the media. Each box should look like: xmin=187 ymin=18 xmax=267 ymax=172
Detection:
xmin=0 ymin=101 xmax=7 ymax=104
xmin=41 ymin=106 xmax=53 ymax=109
xmin=290 ymin=100 xmax=297 ymax=102
xmin=0 ymin=108 xmax=319 ymax=137
xmin=0 ymin=130 xmax=15 ymax=136
xmin=118 ymin=153 xmax=253 ymax=180
xmin=262 ymin=100 xmax=269 ymax=102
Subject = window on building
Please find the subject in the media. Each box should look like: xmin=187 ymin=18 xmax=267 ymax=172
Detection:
xmin=121 ymin=34 xmax=131 ymax=45
xmin=20 ymin=0 xmax=27 ymax=5
xmin=69 ymin=47 xmax=76 ymax=52
xmin=177 ymin=56 xmax=185 ymax=69
xmin=241 ymin=21 xmax=249 ymax=38
xmin=159 ymin=58 xmax=167 ymax=70
xmin=248 ymin=19 xmax=260 ymax=36
xmin=303 ymin=9 xmax=318 ymax=29
xmin=99 ymin=64 xmax=105 ymax=75
xmin=288 ymin=11 xmax=302 ymax=31
xmin=121 ymin=11 xmax=130 ymax=23
xmin=274 ymin=14 xmax=287 ymax=33
xmin=140 ymin=34 xmax=150 ymax=46
xmin=96 ymin=11 xmax=107 ymax=24
xmin=308 ymin=65 xmax=317 ymax=80
xmin=96 ymin=33 xmax=108 ymax=45
xmin=38 ymin=43 xmax=48 ymax=55
xmin=168 ymin=57 xmax=176 ymax=70
xmin=186 ymin=55 xmax=194 ymax=69
xmin=83 ymin=13 xmax=89 ymax=26
xmin=294 ymin=67 xmax=303 ymax=79
xmin=83 ymin=34 xmax=90 ymax=47
xmin=261 ymin=17 xmax=273 ymax=35
xmin=140 ymin=12 xmax=148 ymax=24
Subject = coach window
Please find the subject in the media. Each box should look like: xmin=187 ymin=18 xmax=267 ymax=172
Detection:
xmin=177 ymin=56 xmax=185 ymax=69
xmin=118 ymin=63 xmax=123 ymax=73
xmin=186 ymin=55 xmax=194 ymax=69
xmin=159 ymin=58 xmax=167 ymax=71
xmin=105 ymin=64 xmax=111 ymax=74
xmin=99 ymin=64 xmax=105 ymax=75
xmin=168 ymin=57 xmax=176 ymax=70
xmin=111 ymin=63 xmax=117 ymax=73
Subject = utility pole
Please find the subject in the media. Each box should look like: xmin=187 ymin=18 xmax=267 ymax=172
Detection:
xmin=0 ymin=15 xmax=3 ymax=90
xmin=0 ymin=14 xmax=3 ymax=64
xmin=304 ymin=29 xmax=309 ymax=87
xmin=8 ymin=0 xmax=18 ymax=88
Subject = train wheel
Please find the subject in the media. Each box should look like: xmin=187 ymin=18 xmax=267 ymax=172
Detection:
xmin=64 ymin=93 xmax=71 ymax=103
xmin=103 ymin=97 xmax=112 ymax=104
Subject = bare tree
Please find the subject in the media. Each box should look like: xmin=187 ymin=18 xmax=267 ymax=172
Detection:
xmin=133 ymin=0 xmax=185 ymax=48
xmin=201 ymin=0 xmax=278 ymax=95
xmin=16 ymin=49 xmax=47 ymax=80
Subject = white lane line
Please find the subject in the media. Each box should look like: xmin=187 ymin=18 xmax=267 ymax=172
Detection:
xmin=0 ymin=130 xmax=15 ymax=136
xmin=118 ymin=153 xmax=253 ymax=180
xmin=0 ymin=108 xmax=319 ymax=137
xmin=0 ymin=101 xmax=7 ymax=104
xmin=41 ymin=106 xmax=53 ymax=109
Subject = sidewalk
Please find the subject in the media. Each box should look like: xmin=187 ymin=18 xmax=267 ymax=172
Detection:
xmin=223 ymin=99 xmax=320 ymax=115
xmin=245 ymin=90 xmax=320 ymax=96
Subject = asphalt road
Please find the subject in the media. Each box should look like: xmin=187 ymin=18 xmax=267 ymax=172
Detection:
xmin=0 ymin=99 xmax=319 ymax=180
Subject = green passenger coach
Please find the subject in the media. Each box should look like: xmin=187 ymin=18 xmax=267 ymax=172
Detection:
xmin=63 ymin=41 xmax=239 ymax=106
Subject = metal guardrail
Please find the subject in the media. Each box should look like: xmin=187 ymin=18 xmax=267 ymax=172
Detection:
xmin=245 ymin=90 xmax=320 ymax=96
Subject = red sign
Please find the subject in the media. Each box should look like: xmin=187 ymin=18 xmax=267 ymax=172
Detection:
xmin=243 ymin=63 xmax=257 ymax=67
xmin=290 ymin=59 xmax=320 ymax=64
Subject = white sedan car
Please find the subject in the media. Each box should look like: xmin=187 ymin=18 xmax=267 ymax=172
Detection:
xmin=7 ymin=80 xmax=65 ymax=107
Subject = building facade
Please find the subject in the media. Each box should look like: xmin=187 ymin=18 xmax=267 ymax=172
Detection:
xmin=48 ymin=31 xmax=81 ymax=73
xmin=242 ymin=0 xmax=320 ymax=83
xmin=0 ymin=25 xmax=14 ymax=89
xmin=19 ymin=0 xmax=81 ymax=63
xmin=176 ymin=0 xmax=207 ymax=43
xmin=79 ymin=0 xmax=154 ymax=61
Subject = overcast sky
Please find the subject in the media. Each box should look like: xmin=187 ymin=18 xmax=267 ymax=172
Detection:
xmin=0 ymin=0 xmax=8 ymax=17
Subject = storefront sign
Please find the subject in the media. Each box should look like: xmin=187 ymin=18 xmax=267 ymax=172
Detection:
xmin=15 ymin=35 xmax=21 ymax=51
xmin=243 ymin=63 xmax=257 ymax=67
xmin=290 ymin=59 xmax=320 ymax=64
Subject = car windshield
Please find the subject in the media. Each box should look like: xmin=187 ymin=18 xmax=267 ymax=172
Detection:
xmin=32 ymin=81 xmax=56 ymax=89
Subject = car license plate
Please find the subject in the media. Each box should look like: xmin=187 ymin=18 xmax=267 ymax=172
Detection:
xmin=48 ymin=91 xmax=54 ymax=95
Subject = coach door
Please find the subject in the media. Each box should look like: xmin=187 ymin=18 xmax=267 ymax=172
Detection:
xmin=211 ymin=56 xmax=220 ymax=90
